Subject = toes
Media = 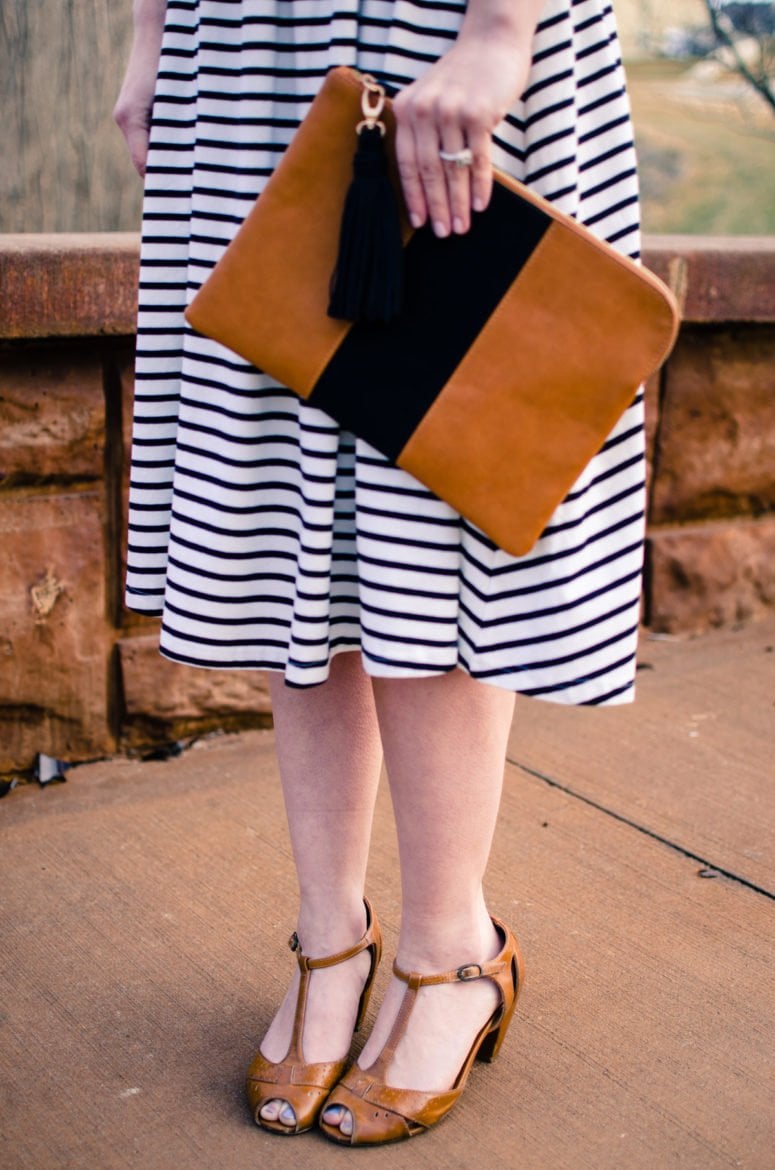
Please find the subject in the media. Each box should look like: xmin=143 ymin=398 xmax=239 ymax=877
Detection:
xmin=259 ymin=1098 xmax=296 ymax=1127
xmin=259 ymin=1098 xmax=282 ymax=1122
xmin=322 ymin=1103 xmax=344 ymax=1125
xmin=322 ymin=1104 xmax=354 ymax=1135
xmin=279 ymin=1102 xmax=297 ymax=1127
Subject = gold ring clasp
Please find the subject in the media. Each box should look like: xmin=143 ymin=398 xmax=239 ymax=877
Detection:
xmin=356 ymin=74 xmax=387 ymax=136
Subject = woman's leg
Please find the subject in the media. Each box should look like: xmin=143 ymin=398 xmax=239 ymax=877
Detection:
xmin=323 ymin=668 xmax=515 ymax=1135
xmin=258 ymin=651 xmax=383 ymax=1126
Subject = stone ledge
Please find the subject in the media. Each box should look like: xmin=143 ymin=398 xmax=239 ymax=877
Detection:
xmin=0 ymin=234 xmax=773 ymax=342
xmin=643 ymin=236 xmax=775 ymax=324
xmin=0 ymin=234 xmax=139 ymax=339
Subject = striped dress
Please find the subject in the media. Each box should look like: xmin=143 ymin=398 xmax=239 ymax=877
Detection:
xmin=127 ymin=0 xmax=644 ymax=705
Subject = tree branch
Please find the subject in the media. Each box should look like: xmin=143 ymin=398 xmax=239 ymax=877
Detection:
xmin=703 ymin=0 xmax=775 ymax=116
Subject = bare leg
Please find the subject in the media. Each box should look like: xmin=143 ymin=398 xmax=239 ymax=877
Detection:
xmin=323 ymin=668 xmax=515 ymax=1136
xmin=258 ymin=651 xmax=383 ymax=1127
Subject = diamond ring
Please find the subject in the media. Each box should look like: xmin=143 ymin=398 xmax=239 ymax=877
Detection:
xmin=438 ymin=147 xmax=473 ymax=168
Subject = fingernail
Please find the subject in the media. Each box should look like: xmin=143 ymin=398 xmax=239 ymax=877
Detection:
xmin=453 ymin=217 xmax=464 ymax=234
xmin=472 ymin=197 xmax=485 ymax=213
xmin=410 ymin=212 xmax=423 ymax=229
xmin=433 ymin=220 xmax=449 ymax=238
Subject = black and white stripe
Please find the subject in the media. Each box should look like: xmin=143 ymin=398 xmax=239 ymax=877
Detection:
xmin=127 ymin=0 xmax=644 ymax=705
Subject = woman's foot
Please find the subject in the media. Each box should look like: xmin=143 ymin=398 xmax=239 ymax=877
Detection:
xmin=249 ymin=899 xmax=378 ymax=1132
xmin=321 ymin=914 xmax=503 ymax=1139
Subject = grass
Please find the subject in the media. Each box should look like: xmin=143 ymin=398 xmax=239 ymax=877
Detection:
xmin=628 ymin=59 xmax=775 ymax=235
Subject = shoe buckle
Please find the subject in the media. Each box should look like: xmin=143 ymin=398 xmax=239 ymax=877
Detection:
xmin=456 ymin=963 xmax=483 ymax=981
xmin=288 ymin=931 xmax=300 ymax=951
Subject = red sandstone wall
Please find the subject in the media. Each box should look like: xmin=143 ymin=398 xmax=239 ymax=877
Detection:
xmin=0 ymin=236 xmax=271 ymax=775
xmin=0 ymin=234 xmax=773 ymax=774
xmin=644 ymin=238 xmax=775 ymax=634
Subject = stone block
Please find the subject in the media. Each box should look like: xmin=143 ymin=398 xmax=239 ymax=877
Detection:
xmin=647 ymin=518 xmax=775 ymax=635
xmin=651 ymin=327 xmax=775 ymax=524
xmin=0 ymin=347 xmax=105 ymax=487
xmin=118 ymin=633 xmax=272 ymax=745
xmin=0 ymin=490 xmax=114 ymax=772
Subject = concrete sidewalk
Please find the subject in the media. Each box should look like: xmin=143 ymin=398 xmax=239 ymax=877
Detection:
xmin=1 ymin=621 xmax=773 ymax=1170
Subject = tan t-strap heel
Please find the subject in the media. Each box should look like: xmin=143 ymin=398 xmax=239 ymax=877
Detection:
xmin=319 ymin=915 xmax=524 ymax=1145
xmin=246 ymin=896 xmax=382 ymax=1135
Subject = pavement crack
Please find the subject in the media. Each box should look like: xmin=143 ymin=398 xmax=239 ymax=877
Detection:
xmin=507 ymin=757 xmax=775 ymax=901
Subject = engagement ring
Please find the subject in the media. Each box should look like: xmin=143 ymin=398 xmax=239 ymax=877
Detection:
xmin=438 ymin=147 xmax=473 ymax=168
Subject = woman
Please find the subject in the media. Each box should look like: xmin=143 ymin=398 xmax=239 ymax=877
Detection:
xmin=115 ymin=0 xmax=643 ymax=1146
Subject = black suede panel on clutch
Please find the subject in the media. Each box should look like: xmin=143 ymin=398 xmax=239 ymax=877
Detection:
xmin=308 ymin=182 xmax=551 ymax=461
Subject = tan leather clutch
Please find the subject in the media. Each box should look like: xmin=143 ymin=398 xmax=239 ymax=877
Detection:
xmin=186 ymin=66 xmax=680 ymax=556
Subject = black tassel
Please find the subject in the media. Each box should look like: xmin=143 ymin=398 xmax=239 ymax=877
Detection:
xmin=328 ymin=124 xmax=404 ymax=323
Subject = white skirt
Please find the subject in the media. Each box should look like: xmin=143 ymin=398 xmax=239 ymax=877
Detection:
xmin=127 ymin=0 xmax=645 ymax=705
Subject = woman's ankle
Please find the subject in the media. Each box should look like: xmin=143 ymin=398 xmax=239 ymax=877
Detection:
xmin=394 ymin=905 xmax=501 ymax=973
xmin=295 ymin=891 xmax=368 ymax=955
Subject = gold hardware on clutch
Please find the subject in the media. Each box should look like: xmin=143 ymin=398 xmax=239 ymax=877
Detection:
xmin=356 ymin=74 xmax=386 ymax=137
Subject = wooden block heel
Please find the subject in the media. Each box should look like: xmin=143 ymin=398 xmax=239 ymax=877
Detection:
xmin=476 ymin=945 xmax=525 ymax=1064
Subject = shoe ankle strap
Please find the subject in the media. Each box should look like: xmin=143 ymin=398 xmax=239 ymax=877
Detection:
xmin=392 ymin=959 xmax=490 ymax=987
xmin=391 ymin=919 xmax=510 ymax=988
xmin=289 ymin=896 xmax=379 ymax=971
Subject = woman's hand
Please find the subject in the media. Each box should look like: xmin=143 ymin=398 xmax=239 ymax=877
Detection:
xmin=113 ymin=2 xmax=166 ymax=177
xmin=393 ymin=1 xmax=545 ymax=236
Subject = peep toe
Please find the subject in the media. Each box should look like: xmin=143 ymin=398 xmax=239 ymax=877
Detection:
xmin=246 ymin=897 xmax=382 ymax=1135
xmin=319 ymin=915 xmax=523 ymax=1145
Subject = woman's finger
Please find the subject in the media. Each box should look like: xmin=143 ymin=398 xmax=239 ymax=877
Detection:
xmin=413 ymin=116 xmax=452 ymax=237
xmin=439 ymin=141 xmax=475 ymax=234
xmin=467 ymin=124 xmax=493 ymax=214
xmin=394 ymin=118 xmax=427 ymax=229
xmin=436 ymin=89 xmax=473 ymax=234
